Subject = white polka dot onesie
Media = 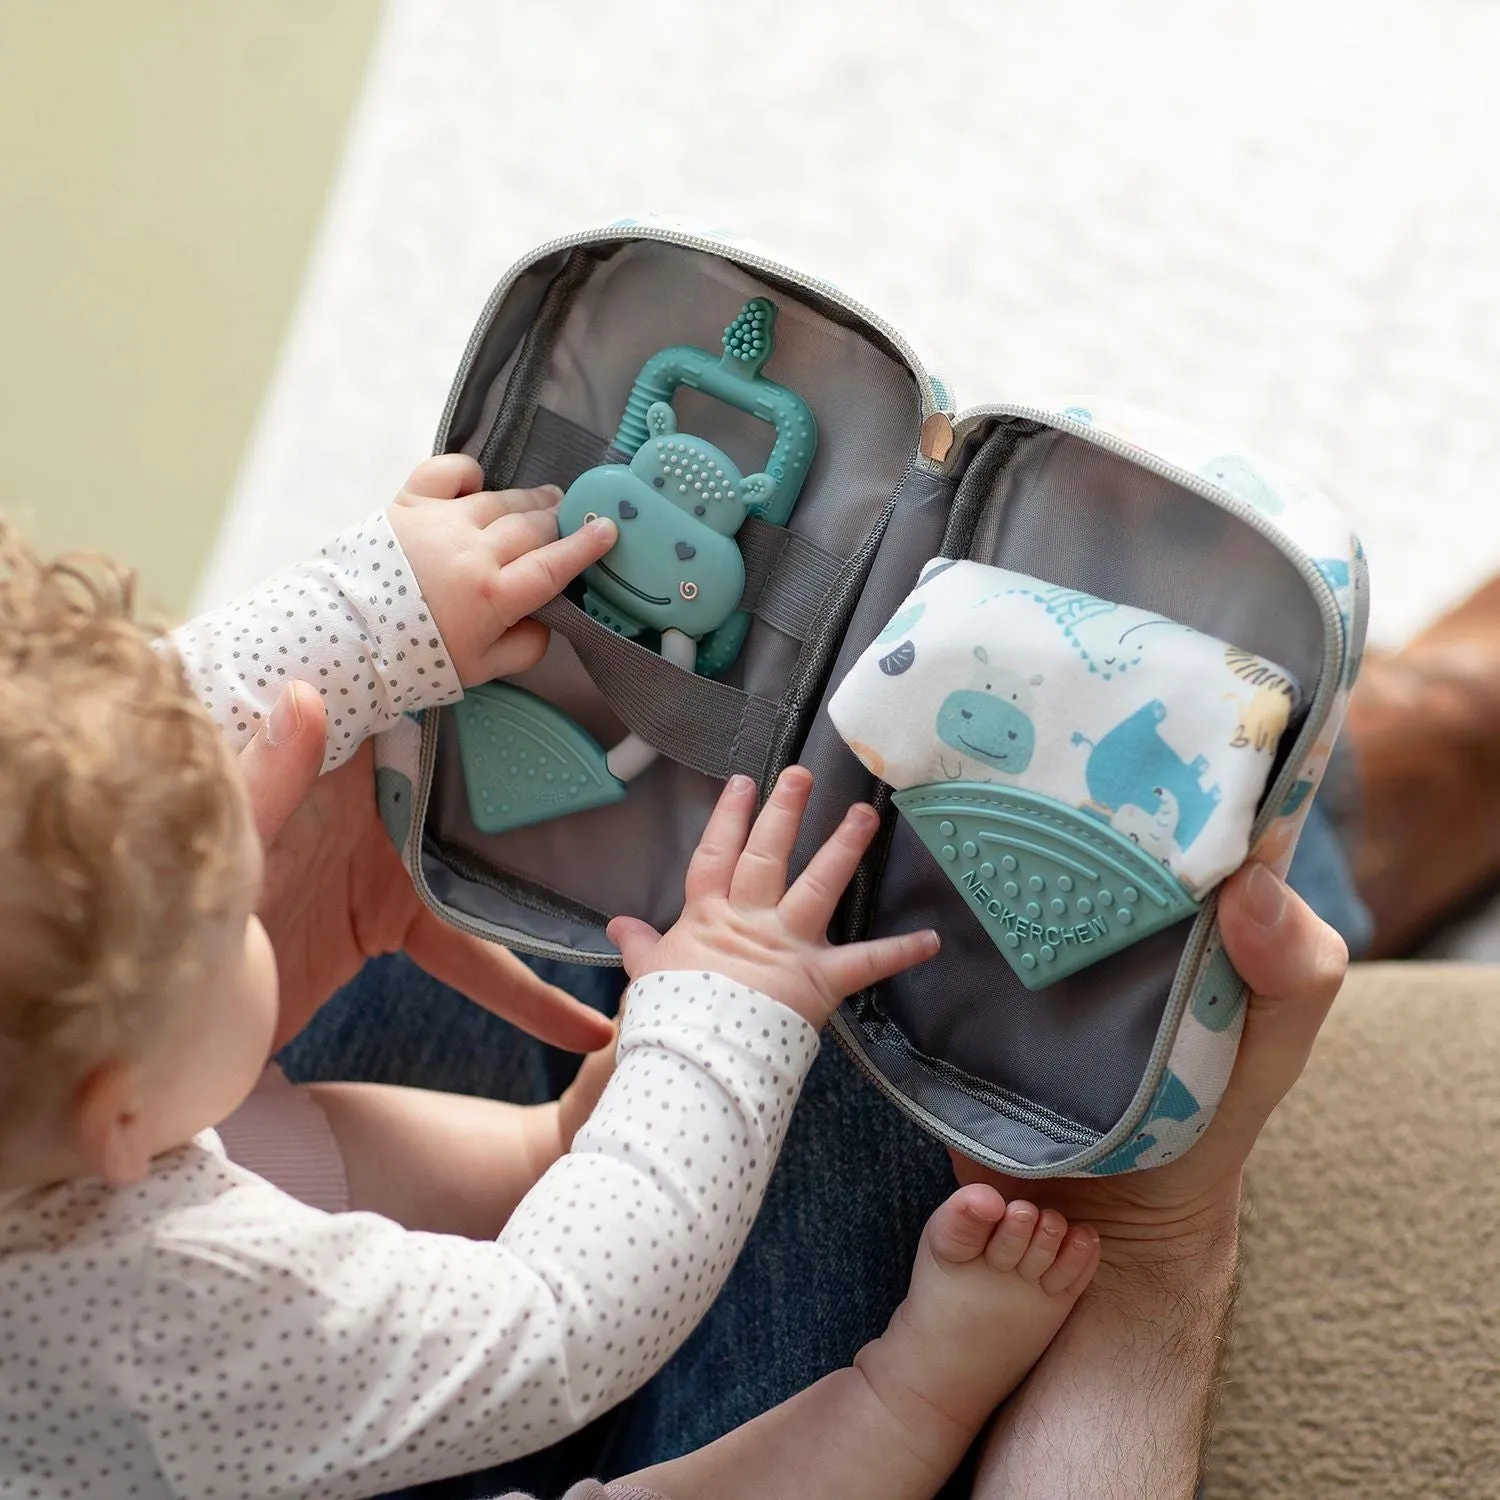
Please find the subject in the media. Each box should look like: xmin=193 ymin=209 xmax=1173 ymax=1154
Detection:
xmin=0 ymin=513 xmax=822 ymax=1497
xmin=171 ymin=510 xmax=464 ymax=770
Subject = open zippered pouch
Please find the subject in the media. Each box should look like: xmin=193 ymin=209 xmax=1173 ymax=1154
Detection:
xmin=374 ymin=218 xmax=1368 ymax=1178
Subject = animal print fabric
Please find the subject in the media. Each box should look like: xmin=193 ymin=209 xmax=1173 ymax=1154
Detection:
xmin=828 ymin=560 xmax=1299 ymax=896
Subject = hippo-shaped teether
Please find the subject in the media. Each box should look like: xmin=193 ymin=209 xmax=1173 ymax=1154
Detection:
xmin=558 ymin=401 xmax=776 ymax=640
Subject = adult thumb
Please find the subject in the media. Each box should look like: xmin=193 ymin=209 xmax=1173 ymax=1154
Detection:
xmin=1211 ymin=862 xmax=1349 ymax=1154
xmin=238 ymin=681 xmax=327 ymax=846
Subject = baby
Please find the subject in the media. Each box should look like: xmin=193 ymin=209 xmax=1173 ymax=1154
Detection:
xmin=0 ymin=457 xmax=1099 ymax=1500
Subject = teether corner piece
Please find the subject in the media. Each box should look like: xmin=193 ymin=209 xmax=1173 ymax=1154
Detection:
xmin=893 ymin=783 xmax=1200 ymax=990
xmin=451 ymin=681 xmax=627 ymax=835
xmin=719 ymin=297 xmax=776 ymax=380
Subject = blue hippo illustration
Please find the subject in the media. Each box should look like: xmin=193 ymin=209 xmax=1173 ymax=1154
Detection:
xmin=1198 ymin=453 xmax=1285 ymax=515
xmin=376 ymin=766 xmax=415 ymax=853
xmin=935 ymin=646 xmax=1041 ymax=777
xmin=1072 ymin=701 xmax=1222 ymax=851
xmin=558 ymin=401 xmax=775 ymax=640
xmin=1088 ymin=1070 xmax=1202 ymax=1173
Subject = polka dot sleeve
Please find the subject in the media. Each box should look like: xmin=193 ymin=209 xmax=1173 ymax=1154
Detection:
xmin=167 ymin=510 xmax=462 ymax=772
xmin=128 ymin=977 xmax=819 ymax=1498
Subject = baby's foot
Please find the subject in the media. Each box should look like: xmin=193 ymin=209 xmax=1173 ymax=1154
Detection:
xmin=855 ymin=1185 xmax=1100 ymax=1471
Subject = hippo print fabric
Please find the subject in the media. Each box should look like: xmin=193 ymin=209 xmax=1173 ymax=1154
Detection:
xmin=828 ymin=560 xmax=1300 ymax=897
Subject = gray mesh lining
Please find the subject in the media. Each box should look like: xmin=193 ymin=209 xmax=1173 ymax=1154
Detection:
xmin=422 ymin=243 xmax=922 ymax=940
xmin=842 ymin=420 xmax=1325 ymax=1159
xmin=972 ymin=427 xmax=1324 ymax=687
xmin=791 ymin=468 xmax=957 ymax=875
xmin=421 ymin=245 xmax=1330 ymax=1172
xmin=441 ymin=250 xmax=575 ymax=457
xmin=833 ymin=1016 xmax=1097 ymax=1170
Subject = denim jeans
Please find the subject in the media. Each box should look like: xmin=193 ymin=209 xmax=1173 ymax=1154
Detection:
xmin=278 ymin=794 xmax=1370 ymax=1499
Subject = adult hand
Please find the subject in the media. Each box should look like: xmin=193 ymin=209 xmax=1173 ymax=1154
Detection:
xmin=951 ymin=861 xmax=1349 ymax=1261
xmin=237 ymin=679 xmax=615 ymax=1055
xmin=963 ymin=864 xmax=1348 ymax=1499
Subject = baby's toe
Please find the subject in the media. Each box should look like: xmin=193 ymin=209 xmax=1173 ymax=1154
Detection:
xmin=1014 ymin=1208 xmax=1069 ymax=1283
xmin=984 ymin=1200 xmax=1041 ymax=1272
xmin=1038 ymin=1224 xmax=1101 ymax=1297
xmin=925 ymin=1184 xmax=1007 ymax=1266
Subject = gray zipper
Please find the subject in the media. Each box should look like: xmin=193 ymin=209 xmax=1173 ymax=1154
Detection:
xmin=434 ymin=223 xmax=944 ymax=452
xmin=410 ymin=228 xmax=1354 ymax=1177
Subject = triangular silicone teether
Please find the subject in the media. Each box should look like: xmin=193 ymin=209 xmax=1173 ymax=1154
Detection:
xmin=451 ymin=682 xmax=627 ymax=835
xmin=892 ymin=782 xmax=1200 ymax=990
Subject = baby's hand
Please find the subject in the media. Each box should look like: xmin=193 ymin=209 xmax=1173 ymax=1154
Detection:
xmin=386 ymin=454 xmax=617 ymax=685
xmin=607 ymin=768 xmax=940 ymax=1029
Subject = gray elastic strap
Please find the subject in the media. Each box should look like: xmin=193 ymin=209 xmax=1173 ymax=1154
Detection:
xmin=508 ymin=406 xmax=611 ymax=493
xmin=508 ymin=407 xmax=844 ymax=643
xmin=534 ymin=596 xmax=780 ymax=784
xmin=737 ymin=517 xmax=846 ymax=641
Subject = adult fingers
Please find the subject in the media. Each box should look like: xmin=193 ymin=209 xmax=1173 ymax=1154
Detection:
xmin=470 ymin=483 xmax=563 ymax=530
xmin=402 ymin=453 xmax=485 ymax=500
xmin=816 ymin=927 xmax=941 ymax=1000
xmin=780 ymin=801 xmax=880 ymax=938
xmin=1208 ymin=862 xmax=1348 ymax=1157
xmin=683 ymin=776 xmax=758 ymax=903
xmin=404 ymin=910 xmax=616 ymax=1052
xmin=605 ymin=915 xmax=665 ymax=976
xmin=727 ymin=766 xmax=814 ymax=908
xmin=237 ymin=682 xmax=326 ymax=847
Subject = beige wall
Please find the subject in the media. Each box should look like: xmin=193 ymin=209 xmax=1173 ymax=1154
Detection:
xmin=0 ymin=1 xmax=380 ymax=615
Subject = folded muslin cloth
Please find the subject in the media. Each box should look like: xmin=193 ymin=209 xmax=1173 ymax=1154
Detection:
xmin=829 ymin=561 xmax=1299 ymax=895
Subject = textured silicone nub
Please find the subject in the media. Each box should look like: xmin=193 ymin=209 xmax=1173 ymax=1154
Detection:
xmin=892 ymin=782 xmax=1201 ymax=990
xmin=452 ymin=681 xmax=626 ymax=835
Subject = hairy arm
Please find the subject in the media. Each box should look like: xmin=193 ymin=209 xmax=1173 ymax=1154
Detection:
xmin=972 ymin=1217 xmax=1239 ymax=1500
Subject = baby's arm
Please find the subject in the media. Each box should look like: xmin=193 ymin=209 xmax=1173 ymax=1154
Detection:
xmin=132 ymin=772 xmax=937 ymax=1498
xmin=300 ymin=1034 xmax=617 ymax=1237
xmin=137 ymin=978 xmax=814 ymax=1499
xmin=169 ymin=454 xmax=614 ymax=770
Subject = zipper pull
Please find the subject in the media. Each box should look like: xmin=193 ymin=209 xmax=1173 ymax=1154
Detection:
xmin=919 ymin=412 xmax=954 ymax=464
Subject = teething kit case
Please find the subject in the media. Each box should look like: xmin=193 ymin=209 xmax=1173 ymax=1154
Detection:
xmin=373 ymin=218 xmax=1368 ymax=1178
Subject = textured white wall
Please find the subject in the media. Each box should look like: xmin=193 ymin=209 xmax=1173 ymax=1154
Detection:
xmin=201 ymin=0 xmax=1500 ymax=651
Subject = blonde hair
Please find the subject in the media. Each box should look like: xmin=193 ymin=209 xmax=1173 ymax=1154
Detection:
xmin=0 ymin=519 xmax=253 ymax=1139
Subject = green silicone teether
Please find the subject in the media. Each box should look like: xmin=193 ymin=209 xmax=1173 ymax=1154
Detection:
xmin=451 ymin=681 xmax=627 ymax=835
xmin=455 ymin=296 xmax=818 ymax=839
xmin=893 ymin=782 xmax=1201 ymax=990
xmin=605 ymin=296 xmax=817 ymax=678
xmin=557 ymin=400 xmax=770 ymax=644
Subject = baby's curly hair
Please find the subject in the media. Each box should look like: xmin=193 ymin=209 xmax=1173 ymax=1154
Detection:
xmin=0 ymin=519 xmax=253 ymax=1143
